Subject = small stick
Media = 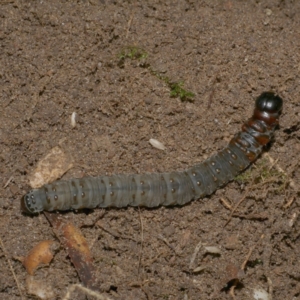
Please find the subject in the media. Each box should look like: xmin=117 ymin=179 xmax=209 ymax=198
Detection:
xmin=0 ymin=237 xmax=24 ymax=300
xmin=157 ymin=235 xmax=177 ymax=255
xmin=62 ymin=283 xmax=113 ymax=300
xmin=267 ymin=276 xmax=273 ymax=300
xmin=220 ymin=197 xmax=233 ymax=210
xmin=224 ymin=186 xmax=252 ymax=227
xmin=229 ymin=285 xmax=237 ymax=300
xmin=241 ymin=234 xmax=264 ymax=271
xmin=4 ymin=176 xmax=13 ymax=188
xmin=126 ymin=13 xmax=135 ymax=39
xmin=189 ymin=241 xmax=202 ymax=270
xmin=264 ymin=153 xmax=298 ymax=191
xmin=283 ymin=196 xmax=295 ymax=209
xmin=207 ymin=72 xmax=220 ymax=109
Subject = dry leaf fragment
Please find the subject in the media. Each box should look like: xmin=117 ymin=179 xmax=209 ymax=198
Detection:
xmin=44 ymin=213 xmax=99 ymax=291
xmin=71 ymin=112 xmax=77 ymax=128
xmin=253 ymin=286 xmax=270 ymax=300
xmin=28 ymin=146 xmax=73 ymax=188
xmin=22 ymin=240 xmax=59 ymax=275
xmin=63 ymin=223 xmax=93 ymax=262
xmin=204 ymin=246 xmax=221 ymax=254
xmin=192 ymin=265 xmax=208 ymax=273
xmin=222 ymin=262 xmax=245 ymax=289
xmin=26 ymin=276 xmax=55 ymax=299
xmin=149 ymin=138 xmax=166 ymax=150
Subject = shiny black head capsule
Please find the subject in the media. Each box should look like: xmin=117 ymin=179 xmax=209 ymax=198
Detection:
xmin=255 ymin=92 xmax=283 ymax=114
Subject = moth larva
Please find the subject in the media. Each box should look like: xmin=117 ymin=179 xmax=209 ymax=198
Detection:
xmin=22 ymin=92 xmax=283 ymax=214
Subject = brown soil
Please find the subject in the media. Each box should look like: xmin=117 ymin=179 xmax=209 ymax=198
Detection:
xmin=1 ymin=1 xmax=299 ymax=299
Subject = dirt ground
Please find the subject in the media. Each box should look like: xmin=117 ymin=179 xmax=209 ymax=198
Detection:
xmin=1 ymin=0 xmax=300 ymax=299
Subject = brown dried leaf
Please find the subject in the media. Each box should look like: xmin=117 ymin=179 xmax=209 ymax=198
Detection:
xmin=44 ymin=213 xmax=99 ymax=291
xmin=225 ymin=263 xmax=240 ymax=281
xmin=22 ymin=240 xmax=58 ymax=275
xmin=28 ymin=146 xmax=73 ymax=188
xmin=222 ymin=262 xmax=245 ymax=288
xmin=204 ymin=246 xmax=221 ymax=254
xmin=62 ymin=223 xmax=93 ymax=263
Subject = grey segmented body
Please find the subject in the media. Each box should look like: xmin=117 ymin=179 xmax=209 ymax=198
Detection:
xmin=21 ymin=92 xmax=283 ymax=214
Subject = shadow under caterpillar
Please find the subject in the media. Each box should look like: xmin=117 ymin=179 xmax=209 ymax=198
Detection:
xmin=22 ymin=92 xmax=283 ymax=214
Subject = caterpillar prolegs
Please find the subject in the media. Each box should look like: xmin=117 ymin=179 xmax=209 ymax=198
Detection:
xmin=22 ymin=92 xmax=283 ymax=214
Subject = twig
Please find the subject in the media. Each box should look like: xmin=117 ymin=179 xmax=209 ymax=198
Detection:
xmin=126 ymin=13 xmax=135 ymax=39
xmin=220 ymin=197 xmax=233 ymax=210
xmin=283 ymin=196 xmax=295 ymax=209
xmin=207 ymin=72 xmax=220 ymax=109
xmin=189 ymin=241 xmax=202 ymax=270
xmin=4 ymin=176 xmax=14 ymax=188
xmin=263 ymin=153 xmax=298 ymax=191
xmin=97 ymin=222 xmax=136 ymax=242
xmin=0 ymin=237 xmax=24 ymax=300
xmin=229 ymin=284 xmax=237 ymax=300
xmin=224 ymin=187 xmax=251 ymax=227
xmin=62 ymin=284 xmax=113 ymax=300
xmin=157 ymin=235 xmax=177 ymax=255
xmin=267 ymin=276 xmax=273 ymax=300
xmin=241 ymin=234 xmax=264 ymax=271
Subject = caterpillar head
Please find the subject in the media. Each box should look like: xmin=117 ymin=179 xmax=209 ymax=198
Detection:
xmin=255 ymin=92 xmax=283 ymax=114
xmin=21 ymin=190 xmax=44 ymax=214
xmin=254 ymin=92 xmax=283 ymax=126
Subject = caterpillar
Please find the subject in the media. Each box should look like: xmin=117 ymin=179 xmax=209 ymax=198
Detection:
xmin=21 ymin=92 xmax=283 ymax=214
